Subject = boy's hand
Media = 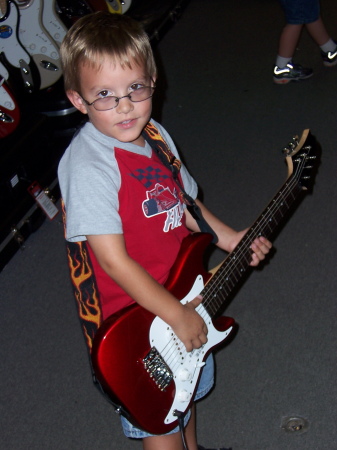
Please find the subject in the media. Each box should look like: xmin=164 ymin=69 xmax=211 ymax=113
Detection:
xmin=232 ymin=231 xmax=272 ymax=267
xmin=249 ymin=236 xmax=272 ymax=266
xmin=171 ymin=295 xmax=208 ymax=352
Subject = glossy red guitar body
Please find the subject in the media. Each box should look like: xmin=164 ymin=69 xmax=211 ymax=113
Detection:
xmin=91 ymin=233 xmax=235 ymax=435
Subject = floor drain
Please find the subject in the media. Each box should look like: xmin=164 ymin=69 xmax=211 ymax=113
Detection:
xmin=281 ymin=416 xmax=309 ymax=434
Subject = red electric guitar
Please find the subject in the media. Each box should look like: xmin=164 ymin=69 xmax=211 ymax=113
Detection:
xmin=91 ymin=130 xmax=320 ymax=435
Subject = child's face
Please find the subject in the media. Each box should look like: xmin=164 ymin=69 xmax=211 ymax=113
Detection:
xmin=68 ymin=56 xmax=155 ymax=146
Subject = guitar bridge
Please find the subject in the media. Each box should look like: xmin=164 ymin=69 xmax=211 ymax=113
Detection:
xmin=143 ymin=347 xmax=173 ymax=391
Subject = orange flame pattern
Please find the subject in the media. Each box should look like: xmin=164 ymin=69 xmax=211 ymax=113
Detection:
xmin=67 ymin=241 xmax=102 ymax=350
xmin=62 ymin=202 xmax=102 ymax=350
xmin=143 ymin=122 xmax=182 ymax=173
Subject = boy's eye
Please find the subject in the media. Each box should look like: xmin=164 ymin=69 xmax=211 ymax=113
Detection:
xmin=130 ymin=83 xmax=144 ymax=91
xmin=98 ymin=90 xmax=111 ymax=98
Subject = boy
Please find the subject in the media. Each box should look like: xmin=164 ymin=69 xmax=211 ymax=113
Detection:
xmin=58 ymin=12 xmax=271 ymax=450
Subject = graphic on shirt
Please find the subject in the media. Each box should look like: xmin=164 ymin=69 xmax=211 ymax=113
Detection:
xmin=142 ymin=183 xmax=184 ymax=232
xmin=131 ymin=165 xmax=170 ymax=188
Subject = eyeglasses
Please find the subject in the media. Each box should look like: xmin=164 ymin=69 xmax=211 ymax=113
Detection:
xmin=80 ymin=84 xmax=155 ymax=111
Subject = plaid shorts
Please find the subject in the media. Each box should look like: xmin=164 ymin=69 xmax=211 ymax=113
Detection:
xmin=120 ymin=353 xmax=214 ymax=438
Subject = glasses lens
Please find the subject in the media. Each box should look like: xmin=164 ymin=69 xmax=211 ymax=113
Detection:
xmin=129 ymin=87 xmax=154 ymax=102
xmin=93 ymin=87 xmax=155 ymax=111
xmin=94 ymin=96 xmax=118 ymax=111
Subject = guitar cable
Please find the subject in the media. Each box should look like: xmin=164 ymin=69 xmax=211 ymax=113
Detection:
xmin=174 ymin=410 xmax=188 ymax=450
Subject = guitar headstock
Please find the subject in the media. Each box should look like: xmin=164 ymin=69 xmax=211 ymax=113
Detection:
xmin=282 ymin=129 xmax=321 ymax=191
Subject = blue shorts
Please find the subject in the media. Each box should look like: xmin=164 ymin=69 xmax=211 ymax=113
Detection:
xmin=279 ymin=0 xmax=320 ymax=24
xmin=120 ymin=353 xmax=214 ymax=438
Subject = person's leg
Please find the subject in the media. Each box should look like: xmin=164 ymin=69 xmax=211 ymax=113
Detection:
xmin=184 ymin=404 xmax=198 ymax=450
xmin=274 ymin=0 xmax=314 ymax=82
xmin=305 ymin=16 xmax=330 ymax=46
xmin=278 ymin=23 xmax=303 ymax=58
xmin=274 ymin=24 xmax=314 ymax=83
xmin=142 ymin=431 xmax=186 ymax=450
xmin=142 ymin=404 xmax=198 ymax=450
xmin=305 ymin=16 xmax=337 ymax=66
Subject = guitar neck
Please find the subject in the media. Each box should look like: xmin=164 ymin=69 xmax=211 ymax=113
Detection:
xmin=202 ymin=176 xmax=304 ymax=318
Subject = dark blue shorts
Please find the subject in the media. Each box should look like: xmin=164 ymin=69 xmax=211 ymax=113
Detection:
xmin=279 ymin=0 xmax=320 ymax=24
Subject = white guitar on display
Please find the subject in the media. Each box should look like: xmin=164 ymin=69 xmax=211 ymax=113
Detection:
xmin=17 ymin=0 xmax=63 ymax=89
xmin=41 ymin=0 xmax=68 ymax=47
xmin=0 ymin=0 xmax=37 ymax=92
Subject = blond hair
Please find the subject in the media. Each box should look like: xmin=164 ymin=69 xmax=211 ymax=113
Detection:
xmin=60 ymin=12 xmax=157 ymax=92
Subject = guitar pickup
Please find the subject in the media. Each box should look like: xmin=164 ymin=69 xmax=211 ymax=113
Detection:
xmin=0 ymin=110 xmax=14 ymax=123
xmin=143 ymin=347 xmax=173 ymax=391
xmin=19 ymin=59 xmax=34 ymax=93
xmin=40 ymin=60 xmax=59 ymax=72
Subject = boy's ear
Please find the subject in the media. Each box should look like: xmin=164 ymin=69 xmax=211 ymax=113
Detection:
xmin=66 ymin=90 xmax=88 ymax=115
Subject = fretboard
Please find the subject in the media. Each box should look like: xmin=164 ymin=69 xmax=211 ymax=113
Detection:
xmin=202 ymin=177 xmax=303 ymax=318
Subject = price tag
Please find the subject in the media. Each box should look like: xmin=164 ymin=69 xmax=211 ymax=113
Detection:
xmin=28 ymin=181 xmax=59 ymax=220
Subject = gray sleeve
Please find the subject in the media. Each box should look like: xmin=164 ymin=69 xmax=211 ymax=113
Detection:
xmin=58 ymin=133 xmax=123 ymax=242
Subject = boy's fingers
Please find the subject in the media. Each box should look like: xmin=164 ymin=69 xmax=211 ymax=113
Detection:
xmin=189 ymin=294 xmax=203 ymax=308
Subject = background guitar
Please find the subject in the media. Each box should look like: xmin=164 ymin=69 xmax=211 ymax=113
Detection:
xmin=16 ymin=0 xmax=62 ymax=89
xmin=0 ymin=0 xmax=39 ymax=93
xmin=41 ymin=0 xmax=68 ymax=48
xmin=102 ymin=1 xmax=132 ymax=14
xmin=0 ymin=77 xmax=20 ymax=137
xmin=56 ymin=0 xmax=132 ymax=27
xmin=120 ymin=0 xmax=132 ymax=14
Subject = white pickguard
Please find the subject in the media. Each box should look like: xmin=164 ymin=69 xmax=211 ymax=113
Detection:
xmin=18 ymin=0 xmax=62 ymax=89
xmin=149 ymin=275 xmax=233 ymax=425
xmin=41 ymin=0 xmax=68 ymax=47
xmin=0 ymin=2 xmax=30 ymax=67
xmin=0 ymin=62 xmax=9 ymax=80
xmin=0 ymin=1 xmax=35 ymax=92
xmin=0 ymin=83 xmax=14 ymax=109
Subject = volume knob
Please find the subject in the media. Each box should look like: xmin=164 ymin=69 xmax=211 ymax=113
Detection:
xmin=177 ymin=390 xmax=191 ymax=402
xmin=178 ymin=368 xmax=192 ymax=381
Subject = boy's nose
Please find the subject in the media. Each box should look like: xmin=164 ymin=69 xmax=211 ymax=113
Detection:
xmin=115 ymin=96 xmax=134 ymax=114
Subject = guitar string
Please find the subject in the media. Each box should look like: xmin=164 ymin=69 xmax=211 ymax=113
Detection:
xmin=153 ymin=155 xmax=306 ymax=376
xmin=202 ymin=187 xmax=292 ymax=314
xmin=202 ymin=179 xmax=299 ymax=314
xmin=201 ymin=153 xmax=307 ymax=316
xmin=149 ymin=151 xmax=309 ymax=380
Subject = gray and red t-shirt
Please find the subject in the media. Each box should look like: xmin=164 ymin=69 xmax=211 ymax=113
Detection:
xmin=58 ymin=119 xmax=197 ymax=323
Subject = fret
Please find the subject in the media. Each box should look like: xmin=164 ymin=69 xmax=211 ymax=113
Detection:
xmin=201 ymin=130 xmax=319 ymax=319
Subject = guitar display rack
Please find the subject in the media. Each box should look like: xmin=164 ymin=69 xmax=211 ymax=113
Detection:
xmin=0 ymin=0 xmax=190 ymax=272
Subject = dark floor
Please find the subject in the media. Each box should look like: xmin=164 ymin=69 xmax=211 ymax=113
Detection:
xmin=1 ymin=0 xmax=337 ymax=449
